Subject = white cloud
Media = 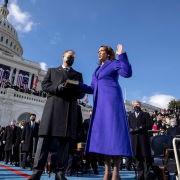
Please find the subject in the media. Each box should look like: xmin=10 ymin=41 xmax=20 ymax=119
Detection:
xmin=31 ymin=0 xmax=36 ymax=4
xmin=40 ymin=62 xmax=47 ymax=71
xmin=141 ymin=96 xmax=149 ymax=103
xmin=8 ymin=0 xmax=36 ymax=33
xmin=142 ymin=94 xmax=175 ymax=109
xmin=50 ymin=32 xmax=61 ymax=44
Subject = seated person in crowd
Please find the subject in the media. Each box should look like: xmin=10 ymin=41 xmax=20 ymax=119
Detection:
xmin=153 ymin=122 xmax=158 ymax=130
xmin=161 ymin=119 xmax=167 ymax=131
xmin=167 ymin=119 xmax=180 ymax=138
xmin=159 ymin=129 xmax=167 ymax=135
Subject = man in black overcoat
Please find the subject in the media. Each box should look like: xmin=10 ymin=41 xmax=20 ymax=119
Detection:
xmin=82 ymin=110 xmax=99 ymax=174
xmin=21 ymin=114 xmax=39 ymax=169
xmin=29 ymin=50 xmax=85 ymax=180
xmin=128 ymin=100 xmax=153 ymax=180
xmin=3 ymin=120 xmax=21 ymax=164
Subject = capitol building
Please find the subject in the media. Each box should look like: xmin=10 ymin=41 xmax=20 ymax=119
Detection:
xmin=0 ymin=4 xmax=160 ymax=127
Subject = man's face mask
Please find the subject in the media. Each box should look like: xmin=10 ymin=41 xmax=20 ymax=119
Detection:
xmin=66 ymin=56 xmax=74 ymax=66
xmin=31 ymin=118 xmax=35 ymax=122
xmin=134 ymin=106 xmax=141 ymax=113
xmin=11 ymin=122 xmax=15 ymax=126
xmin=171 ymin=122 xmax=176 ymax=126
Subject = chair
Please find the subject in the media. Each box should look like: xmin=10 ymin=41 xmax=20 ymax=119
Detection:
xmin=150 ymin=135 xmax=173 ymax=180
xmin=165 ymin=138 xmax=180 ymax=179
xmin=75 ymin=148 xmax=84 ymax=176
xmin=47 ymin=138 xmax=59 ymax=177
xmin=19 ymin=137 xmax=39 ymax=169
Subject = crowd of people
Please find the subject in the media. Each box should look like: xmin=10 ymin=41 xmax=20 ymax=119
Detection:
xmin=1 ymin=80 xmax=47 ymax=98
xmin=0 ymin=115 xmax=40 ymax=167
xmin=0 ymin=109 xmax=99 ymax=176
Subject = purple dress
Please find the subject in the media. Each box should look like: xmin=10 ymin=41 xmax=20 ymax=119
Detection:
xmin=79 ymin=53 xmax=133 ymax=156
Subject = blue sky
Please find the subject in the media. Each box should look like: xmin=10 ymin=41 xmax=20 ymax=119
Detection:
xmin=5 ymin=0 xmax=180 ymax=109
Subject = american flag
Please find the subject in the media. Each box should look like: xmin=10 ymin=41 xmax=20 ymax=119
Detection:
xmin=17 ymin=74 xmax=29 ymax=88
xmin=84 ymin=94 xmax=89 ymax=104
xmin=0 ymin=69 xmax=10 ymax=88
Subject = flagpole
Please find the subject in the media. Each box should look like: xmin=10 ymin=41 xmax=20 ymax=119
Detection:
xmin=124 ymin=88 xmax=126 ymax=100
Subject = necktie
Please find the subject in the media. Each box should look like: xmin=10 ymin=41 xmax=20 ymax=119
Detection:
xmin=136 ymin=113 xmax=138 ymax=118
xmin=64 ymin=68 xmax=69 ymax=75
xmin=32 ymin=123 xmax=34 ymax=130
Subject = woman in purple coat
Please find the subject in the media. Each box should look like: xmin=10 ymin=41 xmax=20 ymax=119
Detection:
xmin=78 ymin=44 xmax=133 ymax=180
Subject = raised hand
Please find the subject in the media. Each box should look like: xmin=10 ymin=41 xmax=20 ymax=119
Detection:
xmin=116 ymin=44 xmax=123 ymax=55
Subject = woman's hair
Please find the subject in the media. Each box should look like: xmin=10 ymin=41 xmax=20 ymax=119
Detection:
xmin=101 ymin=46 xmax=116 ymax=61
xmin=20 ymin=120 xmax=26 ymax=127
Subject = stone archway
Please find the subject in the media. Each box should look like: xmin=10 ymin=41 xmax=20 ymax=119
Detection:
xmin=13 ymin=108 xmax=39 ymax=122
xmin=17 ymin=113 xmax=31 ymax=122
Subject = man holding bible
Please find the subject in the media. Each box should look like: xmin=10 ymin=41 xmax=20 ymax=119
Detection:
xmin=28 ymin=50 xmax=85 ymax=180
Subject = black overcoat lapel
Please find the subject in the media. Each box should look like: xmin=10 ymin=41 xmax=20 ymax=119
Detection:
xmin=57 ymin=66 xmax=68 ymax=79
xmin=67 ymin=67 xmax=78 ymax=78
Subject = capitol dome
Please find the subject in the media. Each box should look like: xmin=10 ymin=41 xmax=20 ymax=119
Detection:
xmin=0 ymin=5 xmax=23 ymax=57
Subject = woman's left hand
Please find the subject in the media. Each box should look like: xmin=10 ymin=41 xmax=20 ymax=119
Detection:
xmin=116 ymin=44 xmax=123 ymax=55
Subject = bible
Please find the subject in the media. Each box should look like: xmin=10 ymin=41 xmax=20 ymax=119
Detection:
xmin=64 ymin=79 xmax=79 ymax=89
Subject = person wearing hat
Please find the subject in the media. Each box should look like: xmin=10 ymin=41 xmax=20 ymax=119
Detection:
xmin=21 ymin=114 xmax=39 ymax=169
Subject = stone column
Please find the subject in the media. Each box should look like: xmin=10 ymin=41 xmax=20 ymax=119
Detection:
xmin=14 ymin=68 xmax=20 ymax=85
xmin=9 ymin=67 xmax=15 ymax=83
xmin=28 ymin=73 xmax=32 ymax=89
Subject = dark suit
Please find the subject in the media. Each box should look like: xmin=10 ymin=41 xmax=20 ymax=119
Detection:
xmin=82 ymin=117 xmax=98 ymax=173
xmin=3 ymin=126 xmax=21 ymax=163
xmin=128 ymin=111 xmax=153 ymax=180
xmin=21 ymin=122 xmax=39 ymax=167
xmin=33 ymin=66 xmax=85 ymax=177
xmin=167 ymin=126 xmax=180 ymax=138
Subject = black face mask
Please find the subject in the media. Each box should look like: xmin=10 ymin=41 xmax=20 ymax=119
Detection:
xmin=134 ymin=106 xmax=141 ymax=113
xmin=31 ymin=118 xmax=35 ymax=122
xmin=66 ymin=56 xmax=74 ymax=66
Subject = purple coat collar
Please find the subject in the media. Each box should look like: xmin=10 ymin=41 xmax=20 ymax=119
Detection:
xmin=95 ymin=60 xmax=112 ymax=78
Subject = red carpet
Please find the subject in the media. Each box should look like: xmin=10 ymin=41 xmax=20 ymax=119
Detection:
xmin=0 ymin=164 xmax=31 ymax=178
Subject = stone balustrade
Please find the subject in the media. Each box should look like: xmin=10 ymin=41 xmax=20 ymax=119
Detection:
xmin=0 ymin=87 xmax=46 ymax=105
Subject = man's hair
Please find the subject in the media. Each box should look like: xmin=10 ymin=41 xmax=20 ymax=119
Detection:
xmin=11 ymin=119 xmax=16 ymax=122
xmin=171 ymin=118 xmax=176 ymax=122
xmin=133 ymin=100 xmax=141 ymax=106
xmin=30 ymin=114 xmax=36 ymax=117
xmin=63 ymin=50 xmax=75 ymax=56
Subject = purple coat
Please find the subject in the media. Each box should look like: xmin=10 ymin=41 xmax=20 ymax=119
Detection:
xmin=79 ymin=53 xmax=133 ymax=156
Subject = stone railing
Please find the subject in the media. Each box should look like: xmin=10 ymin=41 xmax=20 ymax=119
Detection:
xmin=0 ymin=87 xmax=46 ymax=105
xmin=14 ymin=91 xmax=46 ymax=104
xmin=22 ymin=58 xmax=40 ymax=67
xmin=0 ymin=88 xmax=6 ymax=95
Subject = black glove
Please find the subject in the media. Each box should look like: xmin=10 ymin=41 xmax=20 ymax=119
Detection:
xmin=137 ymin=126 xmax=143 ymax=133
xmin=130 ymin=128 xmax=134 ymax=134
xmin=130 ymin=126 xmax=143 ymax=134
xmin=57 ymin=83 xmax=67 ymax=93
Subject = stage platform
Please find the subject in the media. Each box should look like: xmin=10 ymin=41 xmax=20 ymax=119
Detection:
xmin=0 ymin=161 xmax=137 ymax=180
xmin=0 ymin=162 xmax=176 ymax=180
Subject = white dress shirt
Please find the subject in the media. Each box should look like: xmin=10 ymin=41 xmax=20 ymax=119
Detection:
xmin=31 ymin=121 xmax=35 ymax=128
xmin=62 ymin=65 xmax=71 ymax=72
